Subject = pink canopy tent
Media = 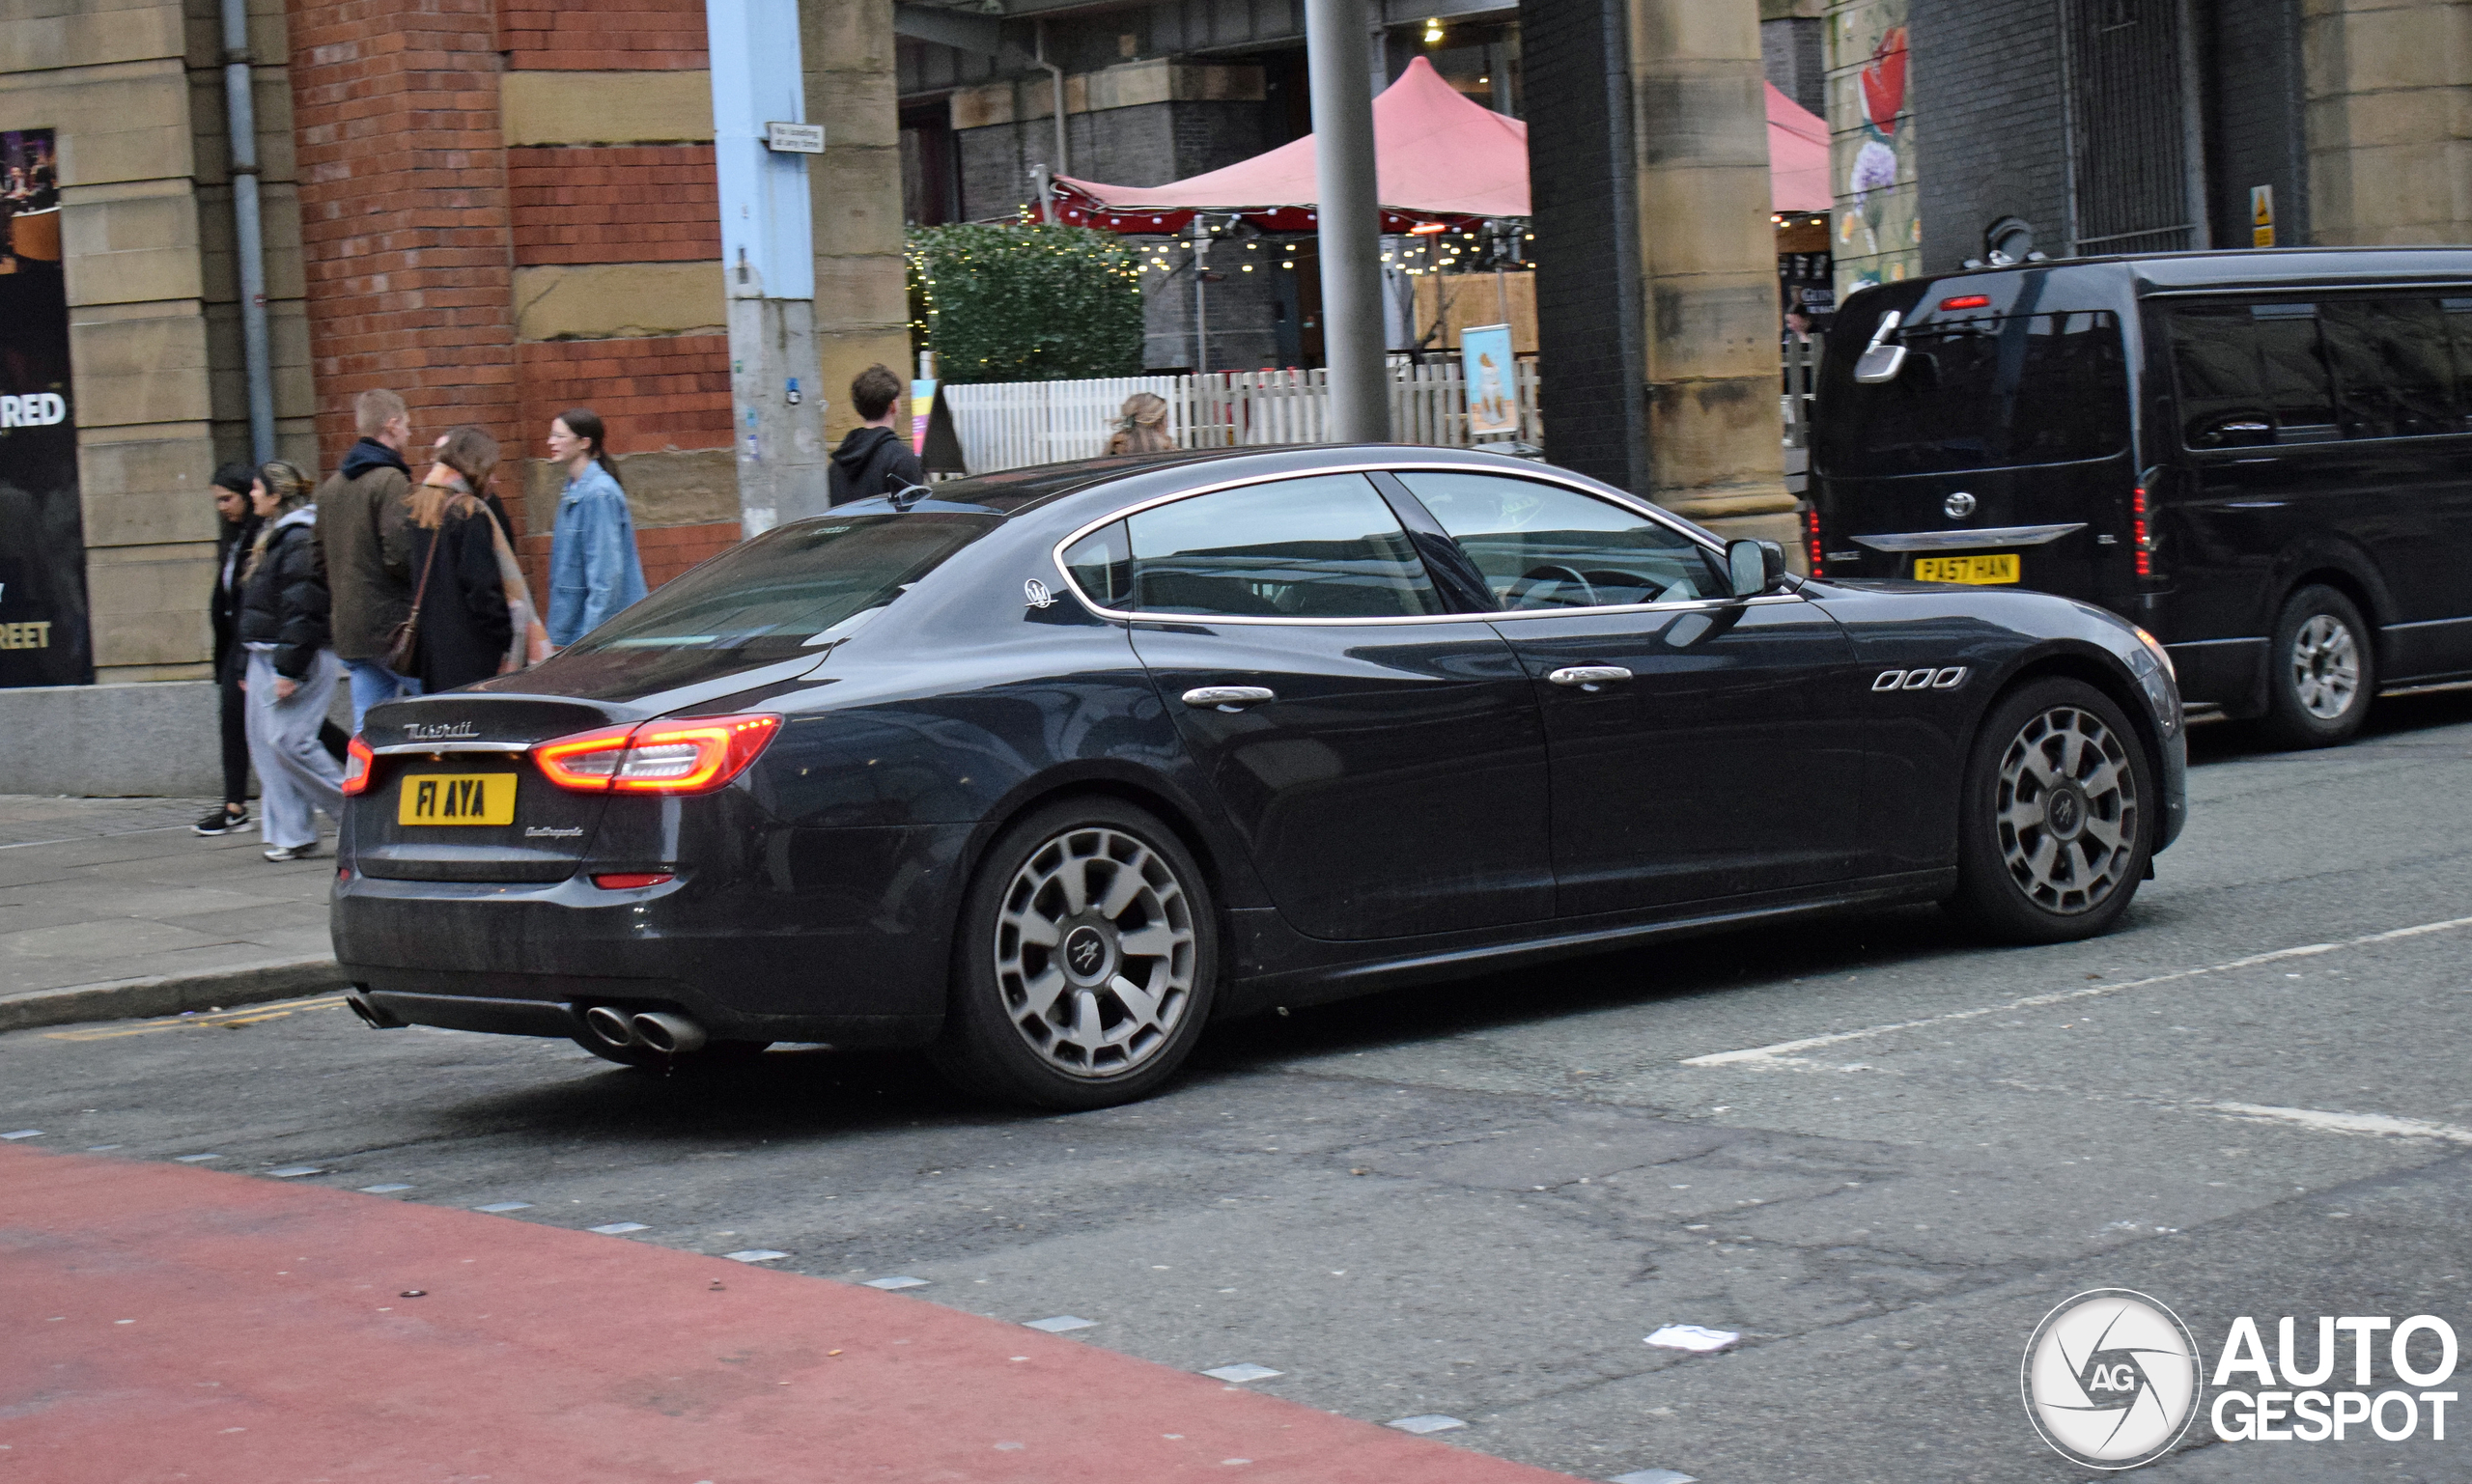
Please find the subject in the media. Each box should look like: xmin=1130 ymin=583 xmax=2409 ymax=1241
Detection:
xmin=1053 ymin=57 xmax=1835 ymax=233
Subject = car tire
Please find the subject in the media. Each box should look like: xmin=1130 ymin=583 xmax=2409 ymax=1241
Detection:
xmin=1949 ymin=677 xmax=2153 ymax=944
xmin=929 ymin=798 xmax=1218 ymax=1110
xmin=2258 ymin=583 xmax=2374 ymax=749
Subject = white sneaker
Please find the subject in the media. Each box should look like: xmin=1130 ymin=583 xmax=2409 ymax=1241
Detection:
xmin=264 ymin=842 xmax=320 ymax=862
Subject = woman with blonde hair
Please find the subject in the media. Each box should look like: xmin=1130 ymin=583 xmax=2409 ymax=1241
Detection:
xmin=1105 ymin=392 xmax=1174 ymax=456
xmin=400 ymin=426 xmax=516 ymax=692
xmin=236 ymin=459 xmax=344 ymax=861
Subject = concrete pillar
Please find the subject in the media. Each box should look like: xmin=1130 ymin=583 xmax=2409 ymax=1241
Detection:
xmin=1525 ymin=0 xmax=1795 ymax=549
xmin=801 ymin=0 xmax=913 ymax=451
xmin=1625 ymin=0 xmax=1796 ymax=543
xmin=2300 ymin=0 xmax=2472 ymax=246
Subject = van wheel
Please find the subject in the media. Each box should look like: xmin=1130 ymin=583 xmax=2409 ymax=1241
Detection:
xmin=1950 ymin=678 xmax=2151 ymax=944
xmin=2259 ymin=584 xmax=2373 ymax=749
xmin=929 ymin=798 xmax=1217 ymax=1110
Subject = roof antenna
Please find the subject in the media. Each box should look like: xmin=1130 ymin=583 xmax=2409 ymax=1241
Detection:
xmin=888 ymin=482 xmax=932 ymax=511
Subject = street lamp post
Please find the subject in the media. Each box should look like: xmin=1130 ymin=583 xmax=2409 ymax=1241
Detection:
xmin=1305 ymin=0 xmax=1390 ymax=442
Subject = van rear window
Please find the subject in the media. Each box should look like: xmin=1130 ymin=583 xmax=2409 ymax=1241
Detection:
xmin=1816 ymin=311 xmax=2129 ymax=477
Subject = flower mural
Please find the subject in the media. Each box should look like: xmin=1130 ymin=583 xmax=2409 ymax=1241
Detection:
xmin=1827 ymin=0 xmax=1920 ymax=297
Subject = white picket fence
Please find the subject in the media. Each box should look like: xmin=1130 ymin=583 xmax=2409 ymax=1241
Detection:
xmin=941 ymin=361 xmax=1544 ymax=476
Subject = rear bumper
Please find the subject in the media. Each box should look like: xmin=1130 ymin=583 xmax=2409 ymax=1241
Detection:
xmin=331 ymin=822 xmax=972 ymax=1047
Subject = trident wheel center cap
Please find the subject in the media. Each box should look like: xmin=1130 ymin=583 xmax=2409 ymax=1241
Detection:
xmin=2044 ymin=782 xmax=2088 ymax=841
xmin=1060 ymin=923 xmax=1116 ymax=986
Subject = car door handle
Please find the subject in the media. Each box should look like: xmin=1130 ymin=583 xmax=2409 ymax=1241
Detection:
xmin=1182 ymin=686 xmax=1277 ymax=711
xmin=1547 ymin=666 xmax=1633 ymax=689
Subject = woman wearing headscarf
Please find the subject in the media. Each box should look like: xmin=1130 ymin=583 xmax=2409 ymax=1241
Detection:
xmin=403 ymin=426 xmax=515 ymax=692
xmin=1105 ymin=391 xmax=1174 ymax=456
xmin=236 ymin=460 xmax=346 ymax=862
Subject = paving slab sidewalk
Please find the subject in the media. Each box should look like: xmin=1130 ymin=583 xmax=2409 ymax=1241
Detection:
xmin=0 ymin=795 xmax=339 ymax=1032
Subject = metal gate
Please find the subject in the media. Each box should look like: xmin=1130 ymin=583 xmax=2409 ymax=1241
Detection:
xmin=2063 ymin=0 xmax=2208 ymax=256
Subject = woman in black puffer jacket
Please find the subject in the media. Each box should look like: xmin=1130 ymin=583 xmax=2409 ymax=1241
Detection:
xmin=237 ymin=460 xmax=346 ymax=862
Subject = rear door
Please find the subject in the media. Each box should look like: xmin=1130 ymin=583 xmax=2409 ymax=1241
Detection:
xmin=1391 ymin=469 xmax=1870 ymax=914
xmin=1816 ymin=306 xmax=2136 ymax=616
xmin=1069 ymin=472 xmax=1556 ymax=941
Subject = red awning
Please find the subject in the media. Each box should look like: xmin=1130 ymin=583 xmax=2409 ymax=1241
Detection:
xmin=1766 ymin=81 xmax=1832 ymax=214
xmin=1056 ymin=58 xmax=1838 ymax=234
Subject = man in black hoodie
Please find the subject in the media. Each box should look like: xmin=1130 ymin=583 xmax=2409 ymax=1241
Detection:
xmin=316 ymin=388 xmax=417 ymax=730
xmin=828 ymin=364 xmax=926 ymax=506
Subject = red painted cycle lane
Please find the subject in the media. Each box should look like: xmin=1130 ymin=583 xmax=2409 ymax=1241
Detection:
xmin=0 ymin=1146 xmax=1585 ymax=1483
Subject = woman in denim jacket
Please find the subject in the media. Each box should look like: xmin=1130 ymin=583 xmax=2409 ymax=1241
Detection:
xmin=545 ymin=406 xmax=648 ymax=649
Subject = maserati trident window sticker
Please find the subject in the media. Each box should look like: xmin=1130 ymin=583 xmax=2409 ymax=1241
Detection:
xmin=1024 ymin=577 xmax=1056 ymax=609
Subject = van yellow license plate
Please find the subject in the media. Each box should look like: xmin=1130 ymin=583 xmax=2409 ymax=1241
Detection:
xmin=397 ymin=774 xmax=517 ymax=826
xmin=1914 ymin=552 xmax=2020 ymax=584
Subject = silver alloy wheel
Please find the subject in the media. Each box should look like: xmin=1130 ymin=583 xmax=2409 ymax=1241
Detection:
xmin=1995 ymin=705 xmax=2140 ymax=914
xmin=2290 ymin=613 xmax=2362 ymax=720
xmin=993 ymin=825 xmax=1196 ymax=1079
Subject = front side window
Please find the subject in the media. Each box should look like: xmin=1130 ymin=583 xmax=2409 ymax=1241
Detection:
xmin=1396 ymin=472 xmax=1723 ymax=610
xmin=1118 ymin=473 xmax=1445 ymax=619
xmin=1817 ymin=310 xmax=2130 ymax=477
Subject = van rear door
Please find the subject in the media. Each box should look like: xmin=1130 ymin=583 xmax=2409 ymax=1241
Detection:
xmin=1814 ymin=307 xmax=2136 ymax=616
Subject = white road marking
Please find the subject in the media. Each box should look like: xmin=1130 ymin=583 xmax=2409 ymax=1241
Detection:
xmin=2207 ymin=1103 xmax=2472 ymax=1146
xmin=1681 ymin=913 xmax=2472 ymax=1069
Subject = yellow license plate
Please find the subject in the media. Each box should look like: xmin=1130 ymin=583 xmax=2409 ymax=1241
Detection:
xmin=397 ymin=773 xmax=517 ymax=826
xmin=1914 ymin=552 xmax=2019 ymax=584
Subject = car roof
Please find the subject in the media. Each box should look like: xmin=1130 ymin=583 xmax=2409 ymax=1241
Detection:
xmin=879 ymin=444 xmax=1594 ymax=522
xmin=1898 ymin=246 xmax=2472 ymax=297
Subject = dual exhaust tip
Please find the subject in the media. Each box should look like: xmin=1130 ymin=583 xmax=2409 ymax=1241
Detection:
xmin=581 ymin=1004 xmax=707 ymax=1056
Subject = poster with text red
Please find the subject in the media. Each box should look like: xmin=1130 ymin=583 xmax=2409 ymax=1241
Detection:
xmin=1 ymin=128 xmax=93 ymax=687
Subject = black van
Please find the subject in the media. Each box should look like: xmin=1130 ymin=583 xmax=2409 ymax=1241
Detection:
xmin=1810 ymin=248 xmax=2472 ymax=745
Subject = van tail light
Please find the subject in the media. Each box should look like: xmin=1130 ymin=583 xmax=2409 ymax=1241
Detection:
xmin=533 ymin=714 xmax=782 ymax=796
xmin=1939 ymin=293 xmax=1991 ymax=311
xmin=2131 ymin=487 xmax=2153 ymax=577
xmin=341 ymin=735 xmax=376 ymax=796
xmin=1805 ymin=507 xmax=1824 ymax=577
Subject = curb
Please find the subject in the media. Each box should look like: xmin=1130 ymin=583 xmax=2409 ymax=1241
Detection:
xmin=0 ymin=956 xmax=344 ymax=1035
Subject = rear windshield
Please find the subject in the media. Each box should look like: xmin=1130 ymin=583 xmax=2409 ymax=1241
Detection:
xmin=1817 ymin=310 xmax=2130 ymax=477
xmin=537 ymin=512 xmax=1000 ymax=695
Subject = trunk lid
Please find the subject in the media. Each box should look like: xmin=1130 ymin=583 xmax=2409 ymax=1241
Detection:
xmin=350 ymin=693 xmax=635 ymax=882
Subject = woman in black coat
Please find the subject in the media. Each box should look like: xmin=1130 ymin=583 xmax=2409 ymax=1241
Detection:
xmin=403 ymin=426 xmax=514 ymax=693
xmin=198 ymin=462 xmax=261 ymax=835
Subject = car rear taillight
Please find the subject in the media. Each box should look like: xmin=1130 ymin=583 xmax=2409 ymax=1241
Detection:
xmin=341 ymin=735 xmax=376 ymax=796
xmin=533 ymin=714 xmax=782 ymax=796
xmin=1805 ymin=507 xmax=1824 ymax=577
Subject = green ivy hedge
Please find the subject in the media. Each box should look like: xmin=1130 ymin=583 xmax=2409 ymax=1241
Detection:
xmin=908 ymin=222 xmax=1146 ymax=384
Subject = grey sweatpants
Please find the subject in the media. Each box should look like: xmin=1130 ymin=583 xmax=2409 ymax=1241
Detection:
xmin=244 ymin=647 xmax=346 ymax=850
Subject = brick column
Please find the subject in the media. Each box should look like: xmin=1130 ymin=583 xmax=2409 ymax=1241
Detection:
xmin=288 ymin=0 xmax=519 ymax=467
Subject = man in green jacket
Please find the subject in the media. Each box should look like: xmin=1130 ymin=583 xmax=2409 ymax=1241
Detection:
xmin=317 ymin=388 xmax=417 ymax=731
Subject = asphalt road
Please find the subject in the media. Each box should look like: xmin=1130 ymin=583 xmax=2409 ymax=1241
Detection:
xmin=8 ymin=690 xmax=2472 ymax=1483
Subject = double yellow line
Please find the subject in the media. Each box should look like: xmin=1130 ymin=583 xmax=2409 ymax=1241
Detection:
xmin=44 ymin=994 xmax=349 ymax=1042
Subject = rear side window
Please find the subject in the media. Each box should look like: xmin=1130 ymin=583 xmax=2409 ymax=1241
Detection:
xmin=1395 ymin=472 xmax=1723 ymax=609
xmin=2171 ymin=297 xmax=2471 ymax=447
xmin=1816 ymin=311 xmax=2130 ymax=477
xmin=1119 ymin=473 xmax=1445 ymax=620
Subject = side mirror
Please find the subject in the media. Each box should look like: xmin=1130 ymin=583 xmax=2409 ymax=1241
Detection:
xmin=1726 ymin=539 xmax=1784 ymax=599
xmin=1852 ymin=308 xmax=1907 ymax=384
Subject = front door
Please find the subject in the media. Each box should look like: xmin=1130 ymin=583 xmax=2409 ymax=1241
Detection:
xmin=1390 ymin=469 xmax=1868 ymax=915
xmin=1064 ymin=472 xmax=1555 ymax=941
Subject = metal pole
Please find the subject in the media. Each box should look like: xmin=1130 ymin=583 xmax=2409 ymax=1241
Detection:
xmin=1191 ymin=218 xmax=1210 ymax=374
xmin=1306 ymin=0 xmax=1389 ymax=441
xmin=1035 ymin=21 xmax=1069 ymax=189
xmin=218 ymin=0 xmax=274 ymax=464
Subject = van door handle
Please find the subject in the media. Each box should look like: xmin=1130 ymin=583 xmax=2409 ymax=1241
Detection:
xmin=1548 ymin=665 xmax=1633 ymax=689
xmin=1183 ymin=686 xmax=1276 ymax=711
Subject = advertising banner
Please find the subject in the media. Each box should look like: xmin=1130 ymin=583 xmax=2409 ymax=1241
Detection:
xmin=0 ymin=127 xmax=92 ymax=687
xmin=1459 ymin=323 xmax=1518 ymax=439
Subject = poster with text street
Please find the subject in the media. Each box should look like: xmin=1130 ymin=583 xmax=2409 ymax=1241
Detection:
xmin=1459 ymin=323 xmax=1518 ymax=439
xmin=0 ymin=128 xmax=92 ymax=687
